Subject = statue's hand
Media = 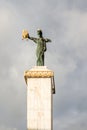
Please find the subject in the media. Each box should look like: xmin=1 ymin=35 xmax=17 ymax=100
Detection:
xmin=48 ymin=39 xmax=51 ymax=42
xmin=28 ymin=35 xmax=30 ymax=39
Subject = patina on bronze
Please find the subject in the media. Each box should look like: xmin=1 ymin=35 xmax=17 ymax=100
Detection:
xmin=22 ymin=29 xmax=51 ymax=66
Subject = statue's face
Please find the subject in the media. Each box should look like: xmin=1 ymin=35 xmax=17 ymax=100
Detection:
xmin=37 ymin=30 xmax=42 ymax=37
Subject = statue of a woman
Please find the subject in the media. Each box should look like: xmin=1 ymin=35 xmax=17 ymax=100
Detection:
xmin=28 ymin=29 xmax=51 ymax=66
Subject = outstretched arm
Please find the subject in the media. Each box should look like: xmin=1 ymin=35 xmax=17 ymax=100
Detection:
xmin=29 ymin=36 xmax=38 ymax=43
xmin=45 ymin=38 xmax=51 ymax=43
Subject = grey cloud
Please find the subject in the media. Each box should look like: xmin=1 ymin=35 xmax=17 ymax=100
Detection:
xmin=0 ymin=0 xmax=87 ymax=130
xmin=0 ymin=125 xmax=17 ymax=130
xmin=54 ymin=112 xmax=87 ymax=130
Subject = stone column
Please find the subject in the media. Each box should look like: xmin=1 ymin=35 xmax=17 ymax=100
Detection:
xmin=24 ymin=66 xmax=55 ymax=130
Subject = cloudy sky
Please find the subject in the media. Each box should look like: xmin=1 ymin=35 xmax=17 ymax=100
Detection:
xmin=0 ymin=0 xmax=87 ymax=130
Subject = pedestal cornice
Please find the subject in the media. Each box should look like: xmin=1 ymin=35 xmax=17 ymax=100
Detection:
xmin=24 ymin=66 xmax=54 ymax=84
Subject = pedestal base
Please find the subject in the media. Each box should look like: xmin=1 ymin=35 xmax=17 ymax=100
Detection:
xmin=24 ymin=66 xmax=55 ymax=130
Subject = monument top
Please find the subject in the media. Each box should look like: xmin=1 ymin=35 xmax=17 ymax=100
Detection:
xmin=24 ymin=66 xmax=54 ymax=79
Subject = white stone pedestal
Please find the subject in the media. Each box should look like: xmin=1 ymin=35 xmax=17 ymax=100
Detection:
xmin=24 ymin=66 xmax=55 ymax=130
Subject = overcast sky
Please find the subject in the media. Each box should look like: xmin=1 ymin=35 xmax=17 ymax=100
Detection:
xmin=0 ymin=0 xmax=87 ymax=130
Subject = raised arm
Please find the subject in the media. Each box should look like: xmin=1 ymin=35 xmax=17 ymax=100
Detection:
xmin=45 ymin=38 xmax=51 ymax=43
xmin=29 ymin=36 xmax=38 ymax=43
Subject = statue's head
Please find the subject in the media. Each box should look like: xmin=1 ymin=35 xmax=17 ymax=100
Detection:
xmin=37 ymin=29 xmax=42 ymax=37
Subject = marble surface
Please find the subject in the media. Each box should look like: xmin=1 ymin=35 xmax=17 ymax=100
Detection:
xmin=27 ymin=77 xmax=53 ymax=130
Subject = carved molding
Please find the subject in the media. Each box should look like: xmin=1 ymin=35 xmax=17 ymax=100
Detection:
xmin=24 ymin=70 xmax=54 ymax=84
xmin=24 ymin=70 xmax=54 ymax=78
